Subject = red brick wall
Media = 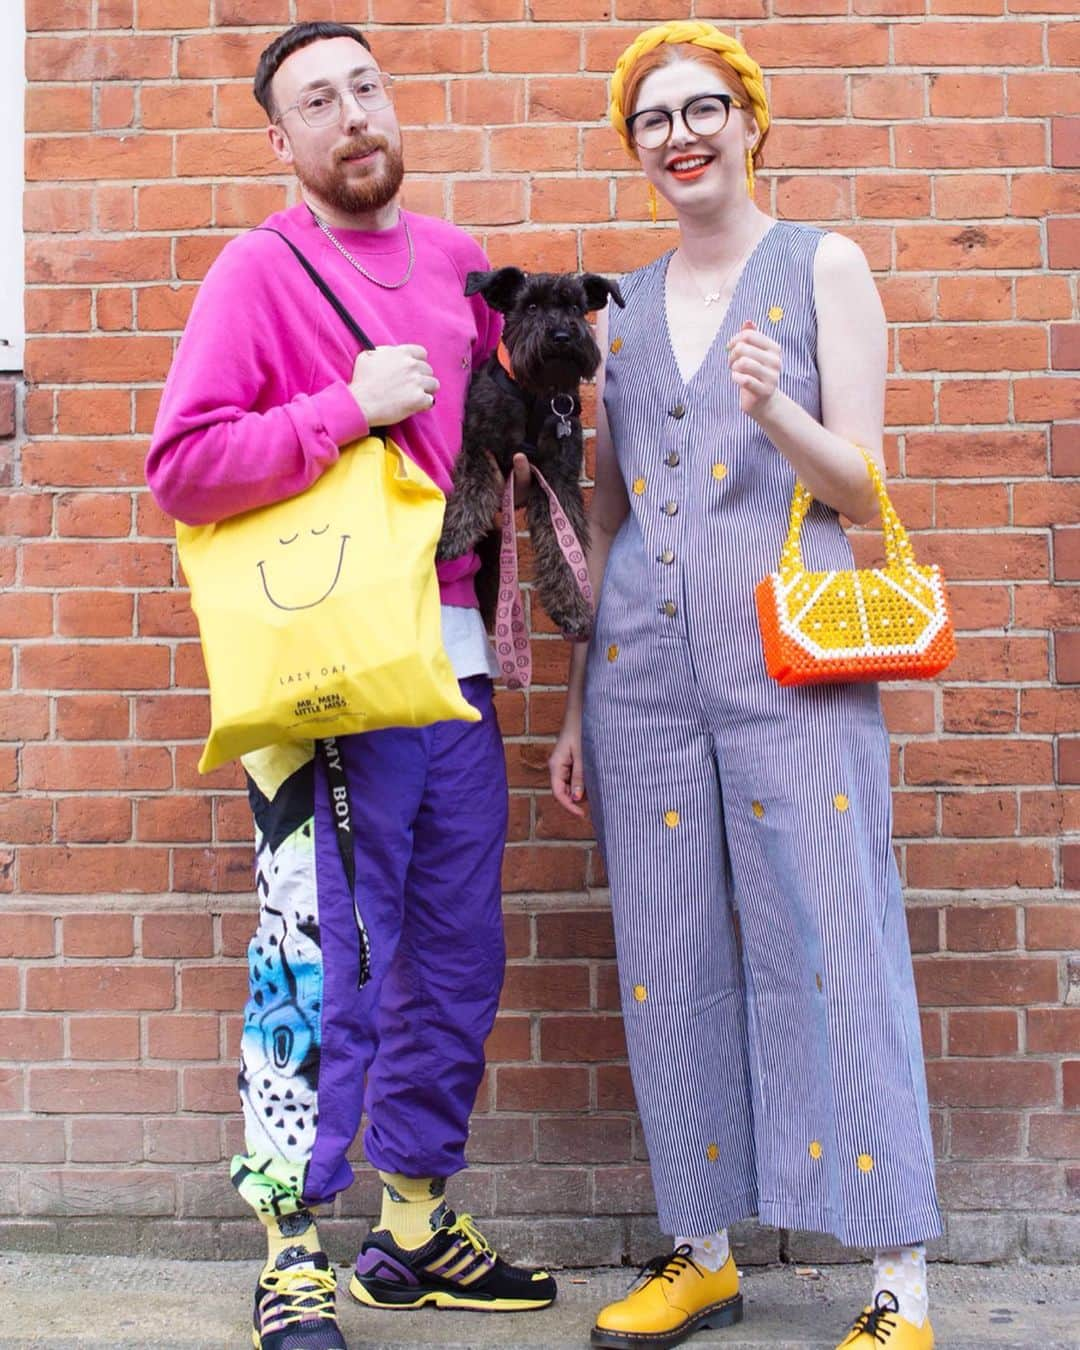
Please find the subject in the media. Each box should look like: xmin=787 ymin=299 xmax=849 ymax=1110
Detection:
xmin=3 ymin=0 xmax=1078 ymax=1262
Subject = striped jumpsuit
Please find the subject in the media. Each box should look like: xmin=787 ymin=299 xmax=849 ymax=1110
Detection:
xmin=582 ymin=222 xmax=942 ymax=1249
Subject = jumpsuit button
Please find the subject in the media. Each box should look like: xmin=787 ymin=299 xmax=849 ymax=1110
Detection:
xmin=751 ymin=800 xmax=765 ymax=819
xmin=632 ymin=477 xmax=646 ymax=496
xmin=665 ymin=452 xmax=680 ymax=468
xmin=658 ymin=549 xmax=675 ymax=565
xmin=669 ymin=404 xmax=686 ymax=419
xmin=857 ymin=1153 xmax=875 ymax=1173
xmin=712 ymin=462 xmax=728 ymax=480
xmin=815 ymin=972 xmax=824 ymax=993
xmin=607 ymin=644 xmax=619 ymax=662
xmin=809 ymin=1140 xmax=823 ymax=1159
xmin=660 ymin=601 xmax=677 ymax=618
xmin=834 ymin=793 xmax=850 ymax=812
xmin=706 ymin=1142 xmax=720 ymax=1162
xmin=663 ymin=500 xmax=679 ymax=516
xmin=663 ymin=810 xmax=680 ymax=828
xmin=633 ymin=984 xmax=647 ymax=1002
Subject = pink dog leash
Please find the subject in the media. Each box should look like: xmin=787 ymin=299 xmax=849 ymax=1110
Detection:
xmin=493 ymin=469 xmax=594 ymax=690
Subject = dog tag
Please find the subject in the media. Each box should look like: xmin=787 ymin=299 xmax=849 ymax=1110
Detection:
xmin=556 ymin=419 xmax=572 ymax=439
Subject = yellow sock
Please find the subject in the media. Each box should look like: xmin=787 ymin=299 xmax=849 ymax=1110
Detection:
xmin=261 ymin=1208 xmax=322 ymax=1272
xmin=376 ymin=1172 xmax=448 ymax=1250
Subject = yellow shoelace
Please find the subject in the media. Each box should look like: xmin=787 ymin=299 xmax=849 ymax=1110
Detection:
xmin=446 ymin=1212 xmax=495 ymax=1258
xmin=261 ymin=1265 xmax=337 ymax=1325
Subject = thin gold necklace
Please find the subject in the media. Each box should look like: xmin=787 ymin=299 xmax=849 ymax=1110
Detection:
xmin=678 ymin=231 xmax=759 ymax=307
xmin=313 ymin=211 xmax=416 ymax=290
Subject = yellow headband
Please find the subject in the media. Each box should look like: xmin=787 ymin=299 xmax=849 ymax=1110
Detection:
xmin=609 ymin=21 xmax=770 ymax=159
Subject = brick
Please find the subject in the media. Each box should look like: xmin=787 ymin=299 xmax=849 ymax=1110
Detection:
xmin=907 ymin=842 xmax=1054 ymax=889
xmin=178 ymin=965 xmax=248 ymax=1012
xmin=1052 ymin=118 xmax=1080 ymax=169
xmin=495 ymin=1066 xmax=589 ymax=1112
xmin=1029 ymin=1114 xmax=1080 ymax=1160
xmin=945 ymin=906 xmax=1018 ymax=952
xmin=905 ymin=739 xmax=1052 ymax=786
xmin=26 ymin=964 xmax=174 ymax=1011
xmin=54 ymin=695 xmax=130 ymax=742
xmin=68 ymin=1015 xmax=141 ymax=1061
xmin=928 ymin=1059 xmax=1055 ymax=1107
xmin=935 ymin=173 xmax=1009 ymax=220
xmin=141 ymin=914 xmax=214 ymax=958
xmin=896 ymin=224 xmax=1040 ymax=271
xmin=0 ymin=915 xmax=55 ymax=958
xmin=540 ymin=1015 xmax=626 ymax=1062
xmin=1 ymin=1120 xmax=67 ymax=1164
xmin=1025 ymin=906 xmax=1080 ymax=951
xmin=147 ymin=1014 xmax=221 ymax=1061
xmin=940 ymin=791 xmax=1017 ymax=838
xmin=63 ymin=915 xmax=134 ymax=957
xmin=947 ymin=1009 xmax=1019 ymax=1056
xmin=0 ymin=1016 xmax=64 ymax=1060
xmin=28 ymin=1067 xmax=177 ymax=1114
xmin=69 ymin=1117 xmax=144 ymax=1164
xmin=145 ymin=1117 xmax=221 ymax=1164
xmin=949 ymin=1111 xmax=1023 ymax=1160
xmin=915 ymin=956 xmax=1059 ymax=1006
xmin=930 ymin=74 xmax=1004 ymax=118
xmin=537 ymin=1116 xmax=632 ymax=1163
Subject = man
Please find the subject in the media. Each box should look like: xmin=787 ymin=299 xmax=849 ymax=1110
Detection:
xmin=146 ymin=21 xmax=554 ymax=1350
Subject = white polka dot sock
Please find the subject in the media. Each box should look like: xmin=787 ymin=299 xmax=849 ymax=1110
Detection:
xmin=674 ymin=1229 xmax=730 ymax=1272
xmin=873 ymin=1244 xmax=928 ymax=1327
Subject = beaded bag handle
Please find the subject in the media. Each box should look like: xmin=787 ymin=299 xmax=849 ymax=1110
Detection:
xmin=779 ymin=449 xmax=916 ymax=583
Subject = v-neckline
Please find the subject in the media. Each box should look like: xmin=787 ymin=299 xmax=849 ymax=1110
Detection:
xmin=661 ymin=221 xmax=781 ymax=388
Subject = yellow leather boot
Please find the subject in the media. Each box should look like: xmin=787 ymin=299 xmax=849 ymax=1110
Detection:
xmin=836 ymin=1290 xmax=934 ymax=1349
xmin=591 ymin=1245 xmax=743 ymax=1350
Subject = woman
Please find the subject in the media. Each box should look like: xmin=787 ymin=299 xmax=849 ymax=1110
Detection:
xmin=550 ymin=21 xmax=940 ymax=1350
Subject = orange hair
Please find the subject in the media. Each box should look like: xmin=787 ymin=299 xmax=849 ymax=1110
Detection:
xmin=620 ymin=42 xmax=769 ymax=168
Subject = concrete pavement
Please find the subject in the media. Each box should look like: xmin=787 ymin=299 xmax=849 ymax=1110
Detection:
xmin=1 ymin=1252 xmax=1077 ymax=1349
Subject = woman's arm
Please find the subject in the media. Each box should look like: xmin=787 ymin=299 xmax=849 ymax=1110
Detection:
xmin=550 ymin=305 xmax=630 ymax=816
xmin=726 ymin=231 xmax=887 ymax=523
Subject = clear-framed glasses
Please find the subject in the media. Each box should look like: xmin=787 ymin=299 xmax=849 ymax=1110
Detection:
xmin=276 ymin=71 xmax=395 ymax=128
xmin=625 ymin=92 xmax=743 ymax=151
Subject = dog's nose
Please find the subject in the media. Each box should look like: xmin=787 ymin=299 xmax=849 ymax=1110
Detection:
xmin=553 ymin=330 xmax=571 ymax=344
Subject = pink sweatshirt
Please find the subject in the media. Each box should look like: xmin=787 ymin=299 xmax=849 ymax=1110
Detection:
xmin=146 ymin=204 xmax=501 ymax=607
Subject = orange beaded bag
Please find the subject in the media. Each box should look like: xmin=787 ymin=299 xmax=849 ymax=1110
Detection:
xmin=755 ymin=451 xmax=956 ymax=687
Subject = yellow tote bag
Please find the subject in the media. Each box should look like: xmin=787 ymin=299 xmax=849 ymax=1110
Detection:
xmin=177 ymin=434 xmax=478 ymax=774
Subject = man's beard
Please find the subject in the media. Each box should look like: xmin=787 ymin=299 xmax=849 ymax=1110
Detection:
xmin=299 ymin=136 xmax=405 ymax=215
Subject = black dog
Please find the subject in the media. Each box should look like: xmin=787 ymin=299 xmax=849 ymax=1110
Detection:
xmin=436 ymin=267 xmax=625 ymax=641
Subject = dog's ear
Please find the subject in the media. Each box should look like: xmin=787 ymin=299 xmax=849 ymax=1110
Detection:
xmin=581 ymin=274 xmax=626 ymax=312
xmin=464 ymin=267 xmax=528 ymax=313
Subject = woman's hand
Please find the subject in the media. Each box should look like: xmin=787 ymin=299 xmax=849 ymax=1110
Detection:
xmin=727 ymin=320 xmax=782 ymax=418
xmin=549 ymin=714 xmax=587 ymax=818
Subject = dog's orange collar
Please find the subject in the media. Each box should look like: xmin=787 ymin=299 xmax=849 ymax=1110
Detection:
xmin=496 ymin=341 xmax=515 ymax=380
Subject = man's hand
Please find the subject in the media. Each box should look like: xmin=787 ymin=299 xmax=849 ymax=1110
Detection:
xmin=349 ymin=345 xmax=439 ymax=426
xmin=486 ymin=451 xmax=533 ymax=510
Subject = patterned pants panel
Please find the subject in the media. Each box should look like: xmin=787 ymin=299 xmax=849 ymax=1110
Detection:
xmin=231 ymin=676 xmax=508 ymax=1221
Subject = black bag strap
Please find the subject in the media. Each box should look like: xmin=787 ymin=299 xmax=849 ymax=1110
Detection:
xmin=256 ymin=226 xmax=375 ymax=352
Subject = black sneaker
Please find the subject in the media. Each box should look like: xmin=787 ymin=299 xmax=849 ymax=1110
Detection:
xmin=253 ymin=1247 xmax=347 ymax=1349
xmin=349 ymin=1209 xmax=557 ymax=1312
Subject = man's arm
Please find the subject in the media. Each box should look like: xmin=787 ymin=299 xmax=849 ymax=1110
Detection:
xmin=146 ymin=235 xmax=438 ymax=526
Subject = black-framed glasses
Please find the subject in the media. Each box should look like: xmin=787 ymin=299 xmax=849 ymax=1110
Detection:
xmin=625 ymin=92 xmax=743 ymax=150
xmin=276 ymin=72 xmax=395 ymax=128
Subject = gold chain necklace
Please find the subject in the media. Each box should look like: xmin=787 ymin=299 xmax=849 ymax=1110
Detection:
xmin=313 ymin=211 xmax=416 ymax=290
xmin=678 ymin=232 xmax=758 ymax=307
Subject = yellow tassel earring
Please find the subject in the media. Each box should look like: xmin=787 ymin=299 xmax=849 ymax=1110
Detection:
xmin=647 ymin=182 xmax=658 ymax=223
xmin=745 ymin=148 xmax=755 ymax=198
